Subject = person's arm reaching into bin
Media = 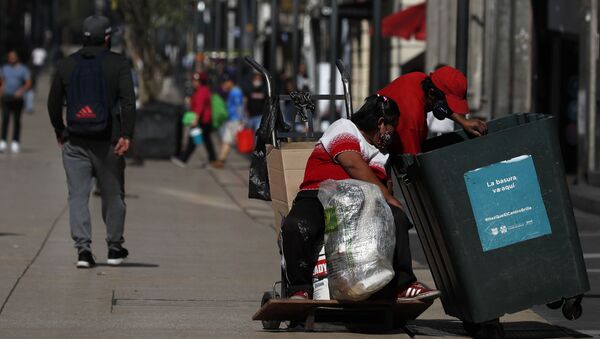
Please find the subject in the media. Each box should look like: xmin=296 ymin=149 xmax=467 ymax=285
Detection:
xmin=450 ymin=112 xmax=487 ymax=137
xmin=337 ymin=151 xmax=403 ymax=209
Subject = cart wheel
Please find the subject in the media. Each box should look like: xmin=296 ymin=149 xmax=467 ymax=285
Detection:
xmin=546 ymin=299 xmax=564 ymax=310
xmin=463 ymin=319 xmax=505 ymax=339
xmin=462 ymin=320 xmax=480 ymax=336
xmin=261 ymin=291 xmax=281 ymax=330
xmin=562 ymin=295 xmax=583 ymax=321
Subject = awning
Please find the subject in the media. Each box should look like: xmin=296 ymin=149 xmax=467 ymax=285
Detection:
xmin=381 ymin=2 xmax=426 ymax=40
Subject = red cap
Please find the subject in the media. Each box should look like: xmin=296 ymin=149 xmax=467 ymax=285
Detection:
xmin=193 ymin=71 xmax=208 ymax=82
xmin=430 ymin=66 xmax=469 ymax=114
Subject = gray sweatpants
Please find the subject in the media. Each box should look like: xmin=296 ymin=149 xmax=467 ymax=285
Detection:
xmin=62 ymin=140 xmax=126 ymax=253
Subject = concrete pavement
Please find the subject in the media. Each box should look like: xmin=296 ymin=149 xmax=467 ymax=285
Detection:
xmin=0 ymin=74 xmax=594 ymax=338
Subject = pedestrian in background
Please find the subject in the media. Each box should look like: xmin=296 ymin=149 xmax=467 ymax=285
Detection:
xmin=24 ymin=46 xmax=48 ymax=115
xmin=172 ymin=71 xmax=216 ymax=167
xmin=47 ymin=15 xmax=136 ymax=268
xmin=31 ymin=46 xmax=48 ymax=87
xmin=0 ymin=50 xmax=32 ymax=153
xmin=212 ymin=75 xmax=243 ymax=168
xmin=246 ymin=73 xmax=267 ymax=131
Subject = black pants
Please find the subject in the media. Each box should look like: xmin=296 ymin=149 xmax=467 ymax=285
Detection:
xmin=179 ymin=123 xmax=216 ymax=162
xmin=1 ymin=96 xmax=24 ymax=142
xmin=281 ymin=190 xmax=416 ymax=297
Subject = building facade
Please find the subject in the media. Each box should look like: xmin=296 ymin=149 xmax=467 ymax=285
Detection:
xmin=426 ymin=0 xmax=599 ymax=184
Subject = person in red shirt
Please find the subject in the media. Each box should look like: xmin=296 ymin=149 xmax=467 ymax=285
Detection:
xmin=377 ymin=66 xmax=487 ymax=155
xmin=281 ymin=95 xmax=440 ymax=301
xmin=172 ymin=72 xmax=216 ymax=167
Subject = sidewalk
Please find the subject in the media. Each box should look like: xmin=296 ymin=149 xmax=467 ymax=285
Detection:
xmin=570 ymin=183 xmax=600 ymax=217
xmin=0 ymin=74 xmax=586 ymax=338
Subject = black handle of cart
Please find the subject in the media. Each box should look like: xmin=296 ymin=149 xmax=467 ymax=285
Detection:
xmin=335 ymin=59 xmax=353 ymax=119
xmin=244 ymin=56 xmax=277 ymax=145
xmin=244 ymin=56 xmax=353 ymax=147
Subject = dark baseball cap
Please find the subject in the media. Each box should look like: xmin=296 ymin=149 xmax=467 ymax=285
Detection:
xmin=82 ymin=15 xmax=115 ymax=43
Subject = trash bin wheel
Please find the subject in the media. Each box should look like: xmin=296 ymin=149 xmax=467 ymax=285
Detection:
xmin=261 ymin=291 xmax=281 ymax=330
xmin=481 ymin=320 xmax=505 ymax=339
xmin=546 ymin=299 xmax=564 ymax=309
xmin=562 ymin=295 xmax=583 ymax=321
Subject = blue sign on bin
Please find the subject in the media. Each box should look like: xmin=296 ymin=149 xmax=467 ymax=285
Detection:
xmin=464 ymin=155 xmax=552 ymax=252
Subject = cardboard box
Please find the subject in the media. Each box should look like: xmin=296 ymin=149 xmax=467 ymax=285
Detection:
xmin=267 ymin=141 xmax=315 ymax=228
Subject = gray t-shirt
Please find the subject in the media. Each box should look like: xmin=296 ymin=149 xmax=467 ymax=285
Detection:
xmin=0 ymin=64 xmax=31 ymax=96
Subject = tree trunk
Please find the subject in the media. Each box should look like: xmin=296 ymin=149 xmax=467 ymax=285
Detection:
xmin=119 ymin=0 xmax=166 ymax=104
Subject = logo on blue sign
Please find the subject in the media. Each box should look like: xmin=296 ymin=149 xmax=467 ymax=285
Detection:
xmin=464 ymin=155 xmax=552 ymax=252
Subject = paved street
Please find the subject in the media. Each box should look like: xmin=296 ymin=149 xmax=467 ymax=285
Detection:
xmin=0 ymin=75 xmax=597 ymax=338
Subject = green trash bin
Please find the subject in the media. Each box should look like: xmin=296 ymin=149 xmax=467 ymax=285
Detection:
xmin=394 ymin=113 xmax=589 ymax=326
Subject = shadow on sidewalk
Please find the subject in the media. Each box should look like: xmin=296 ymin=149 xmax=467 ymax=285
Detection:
xmin=407 ymin=319 xmax=591 ymax=338
xmin=0 ymin=232 xmax=22 ymax=237
xmin=95 ymin=263 xmax=159 ymax=268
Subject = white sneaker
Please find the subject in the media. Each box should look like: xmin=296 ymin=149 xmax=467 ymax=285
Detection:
xmin=0 ymin=140 xmax=6 ymax=153
xmin=170 ymin=157 xmax=187 ymax=168
xmin=10 ymin=141 xmax=20 ymax=154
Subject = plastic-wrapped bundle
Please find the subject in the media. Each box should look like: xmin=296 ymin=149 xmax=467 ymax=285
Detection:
xmin=318 ymin=179 xmax=395 ymax=301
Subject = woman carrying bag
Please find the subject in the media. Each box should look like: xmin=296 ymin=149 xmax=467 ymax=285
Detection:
xmin=172 ymin=72 xmax=216 ymax=167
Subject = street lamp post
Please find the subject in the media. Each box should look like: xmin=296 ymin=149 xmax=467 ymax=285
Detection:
xmin=215 ymin=0 xmax=223 ymax=50
xmin=0 ymin=0 xmax=5 ymax=56
xmin=270 ymin=0 xmax=279 ymax=88
xmin=292 ymin=0 xmax=300 ymax=87
xmin=330 ymin=0 xmax=338 ymax=121
xmin=370 ymin=0 xmax=382 ymax=94
xmin=456 ymin=0 xmax=469 ymax=75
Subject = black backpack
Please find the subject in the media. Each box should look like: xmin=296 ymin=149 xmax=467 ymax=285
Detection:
xmin=66 ymin=50 xmax=110 ymax=135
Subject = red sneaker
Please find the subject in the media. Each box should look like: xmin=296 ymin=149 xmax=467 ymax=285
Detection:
xmin=289 ymin=290 xmax=310 ymax=300
xmin=397 ymin=282 xmax=441 ymax=301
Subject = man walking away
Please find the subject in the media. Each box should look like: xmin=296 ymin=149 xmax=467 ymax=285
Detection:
xmin=47 ymin=15 xmax=136 ymax=268
xmin=0 ymin=51 xmax=32 ymax=153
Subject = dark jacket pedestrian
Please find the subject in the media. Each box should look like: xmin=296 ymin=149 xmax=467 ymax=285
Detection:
xmin=47 ymin=15 xmax=135 ymax=268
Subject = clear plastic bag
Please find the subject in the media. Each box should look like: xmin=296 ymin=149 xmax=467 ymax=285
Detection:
xmin=318 ymin=179 xmax=396 ymax=301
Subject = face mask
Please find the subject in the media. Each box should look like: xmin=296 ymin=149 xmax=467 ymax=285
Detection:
xmin=252 ymin=80 xmax=262 ymax=87
xmin=376 ymin=131 xmax=393 ymax=150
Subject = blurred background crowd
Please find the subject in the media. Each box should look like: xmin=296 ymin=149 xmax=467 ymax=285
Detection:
xmin=0 ymin=0 xmax=599 ymax=185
